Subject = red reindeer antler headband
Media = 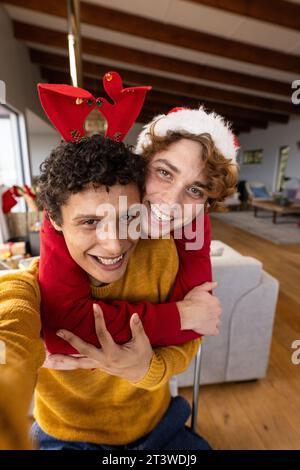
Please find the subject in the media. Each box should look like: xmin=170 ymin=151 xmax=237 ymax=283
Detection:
xmin=38 ymin=71 xmax=151 ymax=142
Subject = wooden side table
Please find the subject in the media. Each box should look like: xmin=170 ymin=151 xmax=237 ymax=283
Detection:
xmin=252 ymin=200 xmax=300 ymax=224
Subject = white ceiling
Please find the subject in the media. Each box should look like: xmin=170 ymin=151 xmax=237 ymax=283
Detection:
xmin=3 ymin=0 xmax=300 ymax=102
xmin=83 ymin=0 xmax=300 ymax=53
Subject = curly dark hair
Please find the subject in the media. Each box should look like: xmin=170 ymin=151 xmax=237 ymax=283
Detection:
xmin=37 ymin=134 xmax=147 ymax=225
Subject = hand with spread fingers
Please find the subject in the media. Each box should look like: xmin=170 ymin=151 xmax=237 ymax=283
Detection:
xmin=43 ymin=304 xmax=154 ymax=383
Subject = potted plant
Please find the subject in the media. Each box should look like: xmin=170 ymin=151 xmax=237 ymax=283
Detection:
xmin=273 ymin=193 xmax=290 ymax=207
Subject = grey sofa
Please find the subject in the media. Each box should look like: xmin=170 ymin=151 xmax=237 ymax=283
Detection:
xmin=174 ymin=240 xmax=279 ymax=388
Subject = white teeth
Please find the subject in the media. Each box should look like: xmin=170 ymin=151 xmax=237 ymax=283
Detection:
xmin=97 ymin=254 xmax=123 ymax=265
xmin=150 ymin=204 xmax=173 ymax=222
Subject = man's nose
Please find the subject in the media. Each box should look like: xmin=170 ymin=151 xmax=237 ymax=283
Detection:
xmin=99 ymin=237 xmax=123 ymax=256
xmin=161 ymin=186 xmax=184 ymax=206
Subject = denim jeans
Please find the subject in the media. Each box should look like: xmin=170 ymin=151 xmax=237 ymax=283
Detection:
xmin=31 ymin=396 xmax=212 ymax=451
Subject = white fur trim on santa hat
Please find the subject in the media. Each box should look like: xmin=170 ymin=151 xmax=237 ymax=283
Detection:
xmin=135 ymin=106 xmax=238 ymax=162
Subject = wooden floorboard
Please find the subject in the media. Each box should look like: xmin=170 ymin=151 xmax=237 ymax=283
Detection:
xmin=180 ymin=217 xmax=300 ymax=450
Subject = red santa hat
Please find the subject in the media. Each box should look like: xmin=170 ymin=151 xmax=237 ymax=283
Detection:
xmin=135 ymin=106 xmax=239 ymax=162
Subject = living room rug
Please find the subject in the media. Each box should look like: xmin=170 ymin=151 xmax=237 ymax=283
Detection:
xmin=211 ymin=210 xmax=300 ymax=244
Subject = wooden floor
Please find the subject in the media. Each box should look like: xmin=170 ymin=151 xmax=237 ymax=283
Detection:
xmin=181 ymin=217 xmax=300 ymax=450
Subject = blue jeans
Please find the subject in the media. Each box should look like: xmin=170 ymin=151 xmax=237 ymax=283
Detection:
xmin=31 ymin=396 xmax=212 ymax=451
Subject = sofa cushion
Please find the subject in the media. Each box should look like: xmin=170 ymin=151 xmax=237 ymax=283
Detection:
xmin=175 ymin=240 xmax=278 ymax=386
xmin=250 ymin=186 xmax=270 ymax=199
xmin=211 ymin=240 xmax=262 ymax=295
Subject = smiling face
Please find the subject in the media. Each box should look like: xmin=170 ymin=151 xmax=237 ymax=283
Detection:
xmin=52 ymin=183 xmax=140 ymax=286
xmin=143 ymin=138 xmax=208 ymax=236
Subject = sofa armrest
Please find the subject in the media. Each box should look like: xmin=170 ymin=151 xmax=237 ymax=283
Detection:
xmin=225 ymin=270 xmax=279 ymax=382
xmin=174 ymin=269 xmax=279 ymax=387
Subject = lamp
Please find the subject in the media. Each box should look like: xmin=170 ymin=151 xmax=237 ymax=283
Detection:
xmin=67 ymin=0 xmax=82 ymax=88
xmin=84 ymin=107 xmax=108 ymax=137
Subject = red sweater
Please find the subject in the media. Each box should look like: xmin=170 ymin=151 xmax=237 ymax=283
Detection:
xmin=39 ymin=213 xmax=212 ymax=354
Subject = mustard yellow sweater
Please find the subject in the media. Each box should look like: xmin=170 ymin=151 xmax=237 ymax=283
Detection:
xmin=0 ymin=238 xmax=200 ymax=449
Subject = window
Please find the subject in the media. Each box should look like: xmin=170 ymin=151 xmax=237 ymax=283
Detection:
xmin=242 ymin=149 xmax=263 ymax=164
xmin=0 ymin=103 xmax=27 ymax=211
xmin=276 ymin=146 xmax=289 ymax=192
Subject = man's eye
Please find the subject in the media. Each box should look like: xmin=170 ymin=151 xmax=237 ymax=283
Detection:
xmin=120 ymin=214 xmax=138 ymax=223
xmin=157 ymin=169 xmax=171 ymax=179
xmin=83 ymin=219 xmax=98 ymax=226
xmin=187 ymin=187 xmax=204 ymax=198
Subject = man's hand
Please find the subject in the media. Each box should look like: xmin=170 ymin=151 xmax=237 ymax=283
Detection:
xmin=177 ymin=282 xmax=221 ymax=336
xmin=43 ymin=305 xmax=153 ymax=383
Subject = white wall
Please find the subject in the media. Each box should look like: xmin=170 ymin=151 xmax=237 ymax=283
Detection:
xmin=29 ymin=133 xmax=61 ymax=176
xmin=125 ymin=122 xmax=144 ymax=147
xmin=0 ymin=117 xmax=20 ymax=186
xmin=0 ymin=4 xmax=43 ymax=117
xmin=26 ymin=110 xmax=60 ymax=176
xmin=237 ymin=116 xmax=300 ymax=191
xmin=0 ymin=5 xmax=62 ymax=179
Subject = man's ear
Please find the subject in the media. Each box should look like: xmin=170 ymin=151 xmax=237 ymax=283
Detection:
xmin=49 ymin=217 xmax=63 ymax=232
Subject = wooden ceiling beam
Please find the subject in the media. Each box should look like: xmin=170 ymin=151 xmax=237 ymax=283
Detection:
xmin=142 ymin=101 xmax=265 ymax=129
xmin=223 ymin=117 xmax=266 ymax=130
xmin=30 ymin=49 xmax=299 ymax=116
xmin=231 ymin=125 xmax=251 ymax=134
xmin=185 ymin=0 xmax=300 ymax=32
xmin=5 ymin=0 xmax=300 ymax=72
xmin=78 ymin=2 xmax=300 ymax=73
xmin=13 ymin=21 xmax=291 ymax=97
xmin=147 ymin=89 xmax=288 ymax=124
xmin=143 ymin=98 xmax=268 ymax=129
xmin=129 ymin=109 xmax=251 ymax=134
